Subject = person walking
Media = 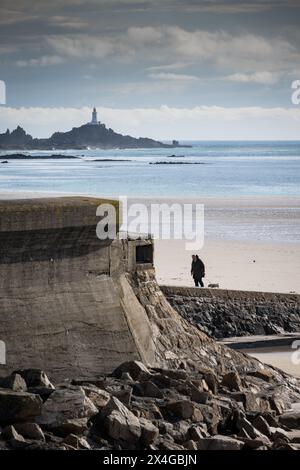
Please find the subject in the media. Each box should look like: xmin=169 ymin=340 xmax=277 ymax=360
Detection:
xmin=191 ymin=254 xmax=205 ymax=287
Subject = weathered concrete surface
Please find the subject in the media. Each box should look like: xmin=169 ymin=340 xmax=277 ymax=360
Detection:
xmin=0 ymin=198 xmax=156 ymax=380
xmin=0 ymin=198 xmax=299 ymax=406
xmin=161 ymin=286 xmax=300 ymax=339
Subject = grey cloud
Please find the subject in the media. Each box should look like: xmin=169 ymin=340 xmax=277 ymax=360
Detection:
xmin=28 ymin=25 xmax=297 ymax=75
xmin=149 ymin=72 xmax=199 ymax=81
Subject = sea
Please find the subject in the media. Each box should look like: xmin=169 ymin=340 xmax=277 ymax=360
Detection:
xmin=1 ymin=140 xmax=300 ymax=244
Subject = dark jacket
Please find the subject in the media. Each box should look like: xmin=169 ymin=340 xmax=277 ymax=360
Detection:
xmin=191 ymin=258 xmax=205 ymax=279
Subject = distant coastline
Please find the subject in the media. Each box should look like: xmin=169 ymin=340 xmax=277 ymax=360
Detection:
xmin=0 ymin=108 xmax=191 ymax=151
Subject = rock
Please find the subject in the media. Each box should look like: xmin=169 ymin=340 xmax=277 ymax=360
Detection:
xmin=165 ymin=400 xmax=195 ymax=420
xmin=169 ymin=421 xmax=190 ymax=443
xmin=272 ymin=427 xmax=291 ymax=442
xmin=112 ymin=361 xmax=152 ymax=381
xmin=141 ymin=381 xmax=164 ymax=399
xmin=198 ymin=403 xmax=221 ymax=434
xmin=238 ymin=437 xmax=271 ymax=450
xmin=14 ymin=422 xmax=45 ymax=441
xmin=201 ymin=371 xmax=218 ymax=394
xmin=156 ymin=420 xmax=174 ymax=435
xmin=270 ymin=396 xmax=286 ymax=415
xmin=132 ymin=400 xmax=163 ymax=421
xmin=272 ymin=441 xmax=298 ymax=450
xmin=114 ymin=388 xmax=132 ymax=407
xmin=237 ymin=416 xmax=270 ymax=444
xmin=287 ymin=430 xmax=300 ymax=443
xmin=63 ymin=433 xmax=91 ymax=450
xmin=247 ymin=369 xmax=274 ymax=383
xmin=153 ymin=368 xmax=188 ymax=381
xmin=252 ymin=415 xmax=271 ymax=437
xmin=139 ymin=417 xmax=159 ymax=445
xmin=228 ymin=391 xmax=270 ymax=413
xmin=189 ymin=383 xmax=211 ymax=404
xmin=1 ymin=425 xmax=29 ymax=449
xmin=221 ymin=372 xmax=243 ymax=391
xmin=158 ymin=439 xmax=184 ymax=450
xmin=198 ymin=435 xmax=244 ymax=450
xmin=81 ymin=385 xmax=110 ymax=409
xmin=44 ymin=418 xmax=88 ymax=437
xmin=189 ymin=425 xmax=207 ymax=441
xmin=0 ymin=440 xmax=9 ymax=450
xmin=37 ymin=386 xmax=97 ymax=433
xmin=99 ymin=397 xmax=141 ymax=444
xmin=260 ymin=412 xmax=278 ymax=427
xmin=0 ymin=373 xmax=27 ymax=392
xmin=121 ymin=373 xmax=133 ymax=381
xmin=184 ymin=439 xmax=198 ymax=450
xmin=13 ymin=369 xmax=55 ymax=400
xmin=14 ymin=369 xmax=54 ymax=390
xmin=1 ymin=424 xmax=24 ymax=441
xmin=279 ymin=411 xmax=300 ymax=429
xmin=0 ymin=389 xmax=42 ymax=425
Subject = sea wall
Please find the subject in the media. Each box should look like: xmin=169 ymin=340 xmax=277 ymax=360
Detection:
xmin=161 ymin=286 xmax=300 ymax=339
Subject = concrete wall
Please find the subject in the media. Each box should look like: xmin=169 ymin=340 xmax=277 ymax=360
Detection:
xmin=161 ymin=285 xmax=300 ymax=339
xmin=0 ymin=198 xmax=156 ymax=380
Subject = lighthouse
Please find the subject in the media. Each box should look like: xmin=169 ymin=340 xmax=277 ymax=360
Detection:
xmin=90 ymin=107 xmax=98 ymax=125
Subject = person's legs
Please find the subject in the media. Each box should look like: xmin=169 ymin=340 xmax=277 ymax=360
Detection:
xmin=199 ymin=278 xmax=204 ymax=287
xmin=194 ymin=278 xmax=199 ymax=287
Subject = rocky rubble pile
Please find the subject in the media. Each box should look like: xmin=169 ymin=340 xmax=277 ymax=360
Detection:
xmin=0 ymin=361 xmax=299 ymax=451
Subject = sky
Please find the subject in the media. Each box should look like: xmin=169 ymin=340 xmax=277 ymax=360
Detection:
xmin=0 ymin=0 xmax=300 ymax=139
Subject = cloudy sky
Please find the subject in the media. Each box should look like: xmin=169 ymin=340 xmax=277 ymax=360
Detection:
xmin=0 ymin=0 xmax=300 ymax=139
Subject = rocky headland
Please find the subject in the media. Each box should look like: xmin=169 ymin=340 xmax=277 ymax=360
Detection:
xmin=0 ymin=124 xmax=190 ymax=150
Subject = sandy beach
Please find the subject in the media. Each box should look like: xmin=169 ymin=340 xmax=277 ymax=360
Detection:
xmin=155 ymin=196 xmax=300 ymax=294
xmin=155 ymin=238 xmax=300 ymax=294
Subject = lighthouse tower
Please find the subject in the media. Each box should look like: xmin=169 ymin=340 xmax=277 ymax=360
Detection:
xmin=90 ymin=107 xmax=98 ymax=125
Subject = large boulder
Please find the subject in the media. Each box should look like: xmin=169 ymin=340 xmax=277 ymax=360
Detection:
xmin=139 ymin=417 xmax=159 ymax=445
xmin=1 ymin=425 xmax=29 ymax=449
xmin=112 ymin=361 xmax=152 ymax=381
xmin=81 ymin=385 xmax=110 ymax=409
xmin=165 ymin=400 xmax=196 ymax=420
xmin=37 ymin=385 xmax=97 ymax=434
xmin=98 ymin=396 xmax=141 ymax=444
xmin=13 ymin=369 xmax=55 ymax=400
xmin=0 ymin=389 xmax=42 ymax=425
xmin=13 ymin=369 xmax=54 ymax=390
xmin=14 ymin=422 xmax=45 ymax=441
xmin=198 ymin=435 xmax=244 ymax=450
xmin=221 ymin=372 xmax=243 ymax=392
xmin=279 ymin=411 xmax=300 ymax=430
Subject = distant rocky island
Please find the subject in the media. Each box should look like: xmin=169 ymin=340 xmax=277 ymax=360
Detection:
xmin=0 ymin=108 xmax=191 ymax=150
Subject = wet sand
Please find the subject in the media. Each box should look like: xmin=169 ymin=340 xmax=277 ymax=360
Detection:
xmin=244 ymin=346 xmax=300 ymax=378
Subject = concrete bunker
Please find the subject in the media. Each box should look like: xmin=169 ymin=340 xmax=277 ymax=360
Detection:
xmin=0 ymin=197 xmax=157 ymax=380
xmin=136 ymin=242 xmax=153 ymax=265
